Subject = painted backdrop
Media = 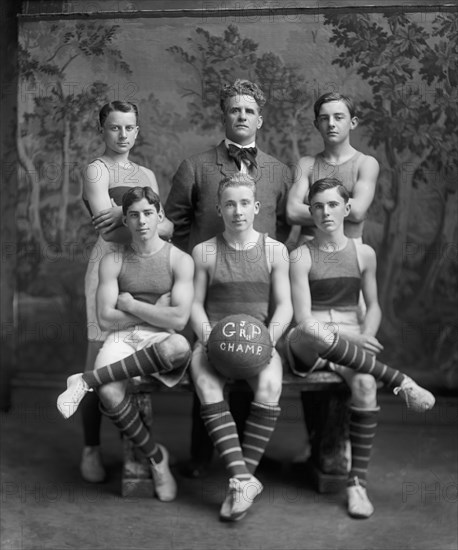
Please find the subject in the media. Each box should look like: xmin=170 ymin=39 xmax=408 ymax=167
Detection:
xmin=16 ymin=11 xmax=458 ymax=387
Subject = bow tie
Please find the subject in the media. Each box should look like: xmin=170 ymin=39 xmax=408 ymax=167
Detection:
xmin=227 ymin=144 xmax=258 ymax=170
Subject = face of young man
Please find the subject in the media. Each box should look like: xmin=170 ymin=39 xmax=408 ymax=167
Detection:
xmin=217 ymin=185 xmax=260 ymax=232
xmin=101 ymin=111 xmax=139 ymax=156
xmin=314 ymin=100 xmax=357 ymax=145
xmin=222 ymin=94 xmax=263 ymax=146
xmin=309 ymin=187 xmax=350 ymax=233
xmin=123 ymin=198 xmax=163 ymax=241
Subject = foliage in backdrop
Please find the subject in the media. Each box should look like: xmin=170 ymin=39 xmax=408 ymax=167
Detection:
xmin=16 ymin=12 xmax=458 ymax=386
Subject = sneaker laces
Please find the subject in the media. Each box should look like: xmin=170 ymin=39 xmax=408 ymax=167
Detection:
xmin=74 ymin=379 xmax=91 ymax=400
xmin=229 ymin=477 xmax=242 ymax=493
xmin=348 ymin=476 xmax=365 ymax=488
xmin=393 ymin=377 xmax=424 ymax=409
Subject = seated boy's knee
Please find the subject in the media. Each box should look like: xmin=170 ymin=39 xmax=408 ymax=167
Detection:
xmin=291 ymin=323 xmax=316 ymax=347
xmin=256 ymin=377 xmax=282 ymax=403
xmin=193 ymin=371 xmax=220 ymax=401
xmin=98 ymin=383 xmax=125 ymax=405
xmin=160 ymin=333 xmax=191 ymax=363
xmin=351 ymin=374 xmax=377 ymax=398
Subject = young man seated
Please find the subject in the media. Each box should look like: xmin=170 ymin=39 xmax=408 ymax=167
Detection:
xmin=57 ymin=186 xmax=194 ymax=502
xmin=286 ymin=177 xmax=435 ymax=518
xmin=190 ymin=174 xmax=293 ymax=522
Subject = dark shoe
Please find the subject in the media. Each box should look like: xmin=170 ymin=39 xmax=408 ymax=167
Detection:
xmin=80 ymin=446 xmax=106 ymax=483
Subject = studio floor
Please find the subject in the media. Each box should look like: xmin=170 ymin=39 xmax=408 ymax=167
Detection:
xmin=1 ymin=386 xmax=457 ymax=550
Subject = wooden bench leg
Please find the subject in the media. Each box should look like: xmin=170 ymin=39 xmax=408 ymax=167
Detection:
xmin=121 ymin=391 xmax=155 ymax=498
xmin=301 ymin=387 xmax=351 ymax=493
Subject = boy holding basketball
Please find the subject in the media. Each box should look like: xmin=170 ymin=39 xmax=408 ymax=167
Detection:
xmin=190 ymin=174 xmax=293 ymax=522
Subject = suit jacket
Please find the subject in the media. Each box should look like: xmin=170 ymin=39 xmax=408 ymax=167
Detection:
xmin=165 ymin=141 xmax=292 ymax=252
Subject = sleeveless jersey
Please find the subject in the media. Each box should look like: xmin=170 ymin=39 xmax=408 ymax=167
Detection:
xmin=307 ymin=238 xmax=361 ymax=311
xmin=205 ymin=233 xmax=271 ymax=326
xmin=302 ymin=151 xmax=364 ymax=239
xmin=83 ymin=158 xmax=152 ymax=215
xmin=118 ymin=242 xmax=173 ymax=306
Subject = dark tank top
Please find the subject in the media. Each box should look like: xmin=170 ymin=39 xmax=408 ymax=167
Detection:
xmin=302 ymin=151 xmax=364 ymax=239
xmin=205 ymin=233 xmax=271 ymax=326
xmin=118 ymin=242 xmax=173 ymax=306
xmin=307 ymin=238 xmax=361 ymax=311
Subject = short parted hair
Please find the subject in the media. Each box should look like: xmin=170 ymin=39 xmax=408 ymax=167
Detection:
xmin=122 ymin=186 xmax=161 ymax=215
xmin=219 ymin=79 xmax=266 ymax=113
xmin=99 ymin=101 xmax=139 ymax=127
xmin=217 ymin=174 xmax=257 ymax=203
xmin=308 ymin=178 xmax=350 ymax=205
xmin=313 ymin=92 xmax=357 ymax=120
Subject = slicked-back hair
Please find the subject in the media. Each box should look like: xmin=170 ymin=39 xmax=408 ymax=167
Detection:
xmin=99 ymin=101 xmax=139 ymax=127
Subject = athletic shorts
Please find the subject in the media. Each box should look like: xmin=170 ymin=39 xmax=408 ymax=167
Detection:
xmin=284 ymin=308 xmax=361 ymax=377
xmin=94 ymin=325 xmax=187 ymax=388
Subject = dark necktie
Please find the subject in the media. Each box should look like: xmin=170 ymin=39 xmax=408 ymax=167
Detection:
xmin=227 ymin=144 xmax=258 ymax=171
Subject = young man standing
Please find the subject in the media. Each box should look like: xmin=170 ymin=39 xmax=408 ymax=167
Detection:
xmin=286 ymin=92 xmax=380 ymax=242
xmin=57 ymin=187 xmax=194 ymax=502
xmin=190 ymin=174 xmax=292 ymax=521
xmin=286 ymin=178 xmax=435 ymax=518
xmin=165 ymin=79 xmax=293 ymax=477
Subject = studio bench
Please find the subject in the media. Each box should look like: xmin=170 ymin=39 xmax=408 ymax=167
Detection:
xmin=121 ymin=369 xmax=351 ymax=498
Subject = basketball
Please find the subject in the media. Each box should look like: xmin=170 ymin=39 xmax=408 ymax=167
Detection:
xmin=207 ymin=314 xmax=273 ymax=380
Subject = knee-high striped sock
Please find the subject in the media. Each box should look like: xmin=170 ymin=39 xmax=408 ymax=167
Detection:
xmin=201 ymin=401 xmax=251 ymax=480
xmin=242 ymin=401 xmax=281 ymax=474
xmin=348 ymin=406 xmax=379 ymax=487
xmin=83 ymin=344 xmax=172 ymax=388
xmin=322 ymin=335 xmax=404 ymax=389
xmin=101 ymin=395 xmax=160 ymax=459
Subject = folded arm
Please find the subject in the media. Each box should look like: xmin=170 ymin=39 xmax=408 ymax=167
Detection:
xmin=117 ymin=248 xmax=194 ymax=332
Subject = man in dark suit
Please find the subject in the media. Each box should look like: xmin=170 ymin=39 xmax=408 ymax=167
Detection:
xmin=165 ymin=79 xmax=292 ymax=477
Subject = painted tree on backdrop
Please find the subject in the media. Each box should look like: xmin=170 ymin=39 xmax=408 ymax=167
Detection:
xmin=134 ymin=93 xmax=188 ymax=200
xmin=167 ymin=24 xmax=313 ymax=164
xmin=18 ymin=22 xmax=131 ymax=265
xmin=325 ymin=13 xmax=458 ymax=382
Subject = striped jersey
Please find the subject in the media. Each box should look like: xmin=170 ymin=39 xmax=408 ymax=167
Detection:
xmin=307 ymin=238 xmax=361 ymax=311
xmin=205 ymin=233 xmax=271 ymax=326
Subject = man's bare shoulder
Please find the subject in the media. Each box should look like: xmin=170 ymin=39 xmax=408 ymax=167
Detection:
xmin=265 ymin=236 xmax=288 ymax=258
xmin=290 ymin=241 xmax=313 ymax=268
xmin=99 ymin=249 xmax=124 ymax=274
xmin=191 ymin=237 xmax=218 ymax=265
xmin=298 ymin=154 xmax=318 ymax=164
xmin=357 ymin=152 xmax=380 ymax=171
xmin=170 ymin=244 xmax=194 ymax=268
xmin=296 ymin=154 xmax=316 ymax=172
xmin=356 ymin=241 xmax=377 ymax=267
